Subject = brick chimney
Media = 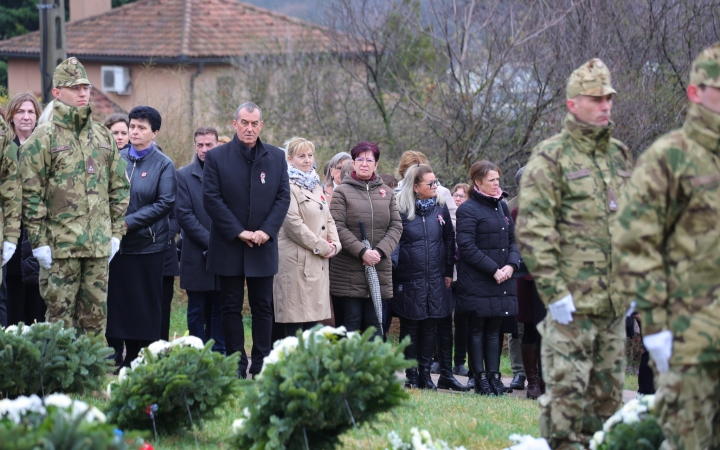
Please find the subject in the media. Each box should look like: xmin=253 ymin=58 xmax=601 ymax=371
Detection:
xmin=70 ymin=0 xmax=112 ymax=22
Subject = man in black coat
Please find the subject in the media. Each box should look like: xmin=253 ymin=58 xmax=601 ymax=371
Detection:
xmin=176 ymin=127 xmax=224 ymax=353
xmin=203 ymin=103 xmax=290 ymax=378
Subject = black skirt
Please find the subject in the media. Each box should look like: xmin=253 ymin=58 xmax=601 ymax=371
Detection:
xmin=106 ymin=252 xmax=165 ymax=341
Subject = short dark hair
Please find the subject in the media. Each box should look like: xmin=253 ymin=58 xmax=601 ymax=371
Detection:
xmin=194 ymin=126 xmax=218 ymax=141
xmin=129 ymin=106 xmax=162 ymax=132
xmin=103 ymin=113 xmax=129 ymax=130
xmin=350 ymin=141 xmax=380 ymax=162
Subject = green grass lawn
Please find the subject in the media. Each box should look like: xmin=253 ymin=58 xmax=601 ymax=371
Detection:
xmin=80 ymin=294 xmax=638 ymax=449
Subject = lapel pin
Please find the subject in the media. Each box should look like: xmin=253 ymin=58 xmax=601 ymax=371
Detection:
xmin=260 ymin=172 xmax=266 ymax=184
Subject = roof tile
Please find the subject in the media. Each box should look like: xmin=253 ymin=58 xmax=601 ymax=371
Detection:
xmin=0 ymin=0 xmax=334 ymax=60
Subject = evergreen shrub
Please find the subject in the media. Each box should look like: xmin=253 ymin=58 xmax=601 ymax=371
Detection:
xmin=0 ymin=322 xmax=113 ymax=398
xmin=105 ymin=337 xmax=240 ymax=433
xmin=230 ymin=326 xmax=412 ymax=450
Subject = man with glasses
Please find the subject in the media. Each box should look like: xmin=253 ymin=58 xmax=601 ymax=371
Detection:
xmin=176 ymin=127 xmax=225 ymax=353
xmin=19 ymin=57 xmax=129 ymax=335
xmin=203 ymin=102 xmax=290 ymax=379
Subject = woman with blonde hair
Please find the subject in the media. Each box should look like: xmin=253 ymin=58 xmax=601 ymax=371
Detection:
xmin=392 ymin=164 xmax=458 ymax=390
xmin=274 ymin=137 xmax=341 ymax=337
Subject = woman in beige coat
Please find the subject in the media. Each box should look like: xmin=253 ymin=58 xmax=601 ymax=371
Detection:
xmin=274 ymin=137 xmax=341 ymax=338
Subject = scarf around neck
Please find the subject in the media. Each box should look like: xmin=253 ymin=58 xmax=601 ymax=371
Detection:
xmin=288 ymin=166 xmax=319 ymax=191
xmin=474 ymin=185 xmax=504 ymax=199
xmin=415 ymin=197 xmax=437 ymax=215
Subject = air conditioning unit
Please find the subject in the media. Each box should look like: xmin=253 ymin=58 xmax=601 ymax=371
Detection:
xmin=101 ymin=66 xmax=131 ymax=95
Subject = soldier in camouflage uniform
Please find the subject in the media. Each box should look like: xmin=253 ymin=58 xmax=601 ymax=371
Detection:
xmin=515 ymin=59 xmax=634 ymax=450
xmin=613 ymin=43 xmax=720 ymax=450
xmin=0 ymin=114 xmax=22 ymax=282
xmin=19 ymin=57 xmax=129 ymax=335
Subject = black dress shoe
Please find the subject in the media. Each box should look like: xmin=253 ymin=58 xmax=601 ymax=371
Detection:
xmin=510 ymin=374 xmax=526 ymax=390
xmin=437 ymin=374 xmax=470 ymax=392
xmin=404 ymin=368 xmax=419 ymax=389
xmin=466 ymin=376 xmax=475 ymax=390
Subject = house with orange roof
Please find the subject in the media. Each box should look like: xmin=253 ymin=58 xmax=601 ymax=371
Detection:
xmin=0 ymin=0 xmax=336 ymax=125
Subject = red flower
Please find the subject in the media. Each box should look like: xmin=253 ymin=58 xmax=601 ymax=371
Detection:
xmin=140 ymin=443 xmax=154 ymax=450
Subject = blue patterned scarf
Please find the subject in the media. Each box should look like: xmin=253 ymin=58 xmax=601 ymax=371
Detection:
xmin=415 ymin=197 xmax=436 ymax=216
xmin=288 ymin=166 xmax=320 ymax=191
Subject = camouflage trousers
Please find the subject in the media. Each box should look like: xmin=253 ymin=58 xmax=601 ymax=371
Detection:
xmin=39 ymin=257 xmax=109 ymax=335
xmin=656 ymin=363 xmax=720 ymax=450
xmin=537 ymin=314 xmax=625 ymax=450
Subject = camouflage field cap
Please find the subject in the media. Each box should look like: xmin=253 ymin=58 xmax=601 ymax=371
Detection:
xmin=53 ymin=57 xmax=90 ymax=88
xmin=690 ymin=42 xmax=720 ymax=88
xmin=566 ymin=58 xmax=617 ymax=99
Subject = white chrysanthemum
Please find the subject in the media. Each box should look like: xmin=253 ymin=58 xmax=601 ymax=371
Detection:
xmin=117 ymin=367 xmax=128 ymax=383
xmin=4 ymin=325 xmax=19 ymax=334
xmin=130 ymin=355 xmax=144 ymax=370
xmin=69 ymin=399 xmax=89 ymax=420
xmin=147 ymin=340 xmax=171 ymax=355
xmin=0 ymin=395 xmax=46 ymax=424
xmin=589 ymin=430 xmax=604 ymax=450
xmin=170 ymin=336 xmax=204 ymax=350
xmin=44 ymin=393 xmax=73 ymax=409
xmin=232 ymin=418 xmax=246 ymax=433
xmin=623 ymin=398 xmax=641 ymax=412
xmin=602 ymin=412 xmax=622 ymax=432
xmin=243 ymin=407 xmax=251 ymax=418
xmin=387 ymin=431 xmax=405 ymax=450
xmin=106 ymin=382 xmax=112 ymax=397
xmin=643 ymin=394 xmax=657 ymax=412
xmin=88 ymin=406 xmax=107 ymax=423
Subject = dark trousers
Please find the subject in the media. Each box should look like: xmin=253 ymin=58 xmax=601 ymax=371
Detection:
xmin=338 ymin=296 xmax=382 ymax=339
xmin=400 ymin=317 xmax=438 ymax=367
xmin=331 ymin=295 xmax=344 ymax=328
xmin=160 ymin=276 xmax=174 ymax=341
xmin=467 ymin=316 xmax=503 ymax=374
xmin=187 ymin=290 xmax=225 ymax=353
xmin=436 ymin=309 xmax=469 ymax=366
xmin=0 ymin=269 xmax=6 ymax=327
xmin=5 ymin=275 xmax=46 ymax=326
xmin=219 ymin=275 xmax=273 ymax=376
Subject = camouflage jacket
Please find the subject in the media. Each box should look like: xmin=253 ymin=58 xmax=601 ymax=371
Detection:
xmin=0 ymin=116 xmax=21 ymax=247
xmin=515 ymin=113 xmax=634 ymax=317
xmin=19 ymin=101 xmax=129 ymax=259
xmin=613 ymin=103 xmax=720 ymax=365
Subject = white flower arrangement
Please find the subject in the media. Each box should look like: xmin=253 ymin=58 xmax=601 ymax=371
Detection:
xmin=232 ymin=408 xmax=252 ymax=434
xmin=504 ymin=434 xmax=551 ymax=450
xmin=2 ymin=321 xmax=47 ymax=335
xmin=589 ymin=395 xmax=657 ymax=450
xmin=259 ymin=326 xmax=359 ymax=376
xmin=0 ymin=394 xmax=105 ymax=425
xmin=385 ymin=428 xmax=467 ymax=450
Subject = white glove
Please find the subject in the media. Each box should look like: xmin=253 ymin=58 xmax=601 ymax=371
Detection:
xmin=548 ymin=293 xmax=576 ymax=325
xmin=32 ymin=245 xmax=52 ymax=270
xmin=626 ymin=301 xmax=637 ymax=317
xmin=643 ymin=330 xmax=673 ymax=374
xmin=2 ymin=242 xmax=17 ymax=266
xmin=109 ymin=237 xmax=121 ymax=263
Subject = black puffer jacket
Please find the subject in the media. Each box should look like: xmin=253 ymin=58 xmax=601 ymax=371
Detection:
xmin=391 ymin=201 xmax=455 ymax=320
xmin=455 ymin=190 xmax=520 ymax=317
xmin=119 ymin=144 xmax=177 ymax=254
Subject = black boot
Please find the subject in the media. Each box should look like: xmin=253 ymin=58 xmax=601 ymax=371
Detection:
xmin=453 ymin=364 xmax=469 ymax=376
xmin=465 ymin=376 xmax=475 ymax=389
xmin=473 ymin=372 xmax=495 ymax=396
xmin=418 ymin=366 xmax=437 ymax=390
xmin=436 ymin=335 xmax=469 ymax=391
xmin=404 ymin=368 xmax=419 ymax=389
xmin=510 ymin=373 xmax=526 ymax=390
xmin=489 ymin=371 xmax=511 ymax=395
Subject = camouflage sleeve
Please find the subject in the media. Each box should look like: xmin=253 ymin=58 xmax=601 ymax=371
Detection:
xmin=612 ymin=145 xmax=681 ymax=336
xmin=107 ymin=137 xmax=129 ymax=239
xmin=515 ymin=146 xmax=570 ymax=306
xmin=0 ymin=124 xmax=21 ymax=244
xmin=19 ymin=131 xmax=50 ymax=248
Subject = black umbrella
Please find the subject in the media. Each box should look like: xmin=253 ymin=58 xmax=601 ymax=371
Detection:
xmin=359 ymin=221 xmax=383 ymax=335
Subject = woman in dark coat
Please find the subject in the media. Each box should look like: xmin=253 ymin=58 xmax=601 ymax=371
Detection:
xmin=391 ymin=164 xmax=456 ymax=390
xmin=456 ymin=161 xmax=520 ymax=396
xmin=106 ymin=106 xmax=176 ymax=368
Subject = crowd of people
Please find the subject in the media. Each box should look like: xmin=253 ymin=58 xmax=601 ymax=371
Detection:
xmin=1 ymin=42 xmax=719 ymax=450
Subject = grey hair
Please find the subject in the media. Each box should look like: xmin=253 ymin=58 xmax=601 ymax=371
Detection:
xmin=515 ymin=166 xmax=526 ymax=187
xmin=328 ymin=151 xmax=351 ymax=169
xmin=396 ymin=164 xmax=444 ymax=221
xmin=234 ymin=102 xmax=263 ymax=120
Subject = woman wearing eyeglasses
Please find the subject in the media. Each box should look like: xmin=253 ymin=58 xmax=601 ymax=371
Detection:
xmin=391 ymin=164 xmax=456 ymax=390
xmin=329 ymin=142 xmax=402 ymax=337
xmin=456 ymin=160 xmax=520 ymax=396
